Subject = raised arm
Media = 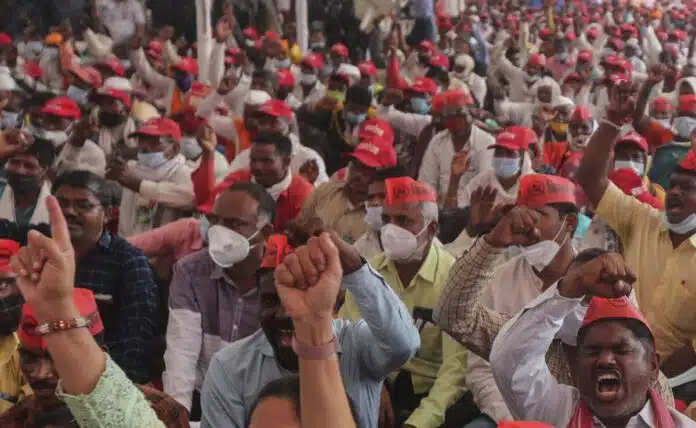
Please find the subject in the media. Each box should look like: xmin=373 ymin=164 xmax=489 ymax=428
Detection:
xmin=130 ymin=38 xmax=172 ymax=92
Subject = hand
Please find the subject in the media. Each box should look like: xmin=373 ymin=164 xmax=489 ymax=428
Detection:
xmin=274 ymin=232 xmax=343 ymax=324
xmin=381 ymin=88 xmax=404 ymax=107
xmin=106 ymin=159 xmax=141 ymax=191
xmin=646 ymin=64 xmax=666 ymax=87
xmin=10 ymin=196 xmax=78 ymax=322
xmin=467 ymin=186 xmax=500 ymax=237
xmin=0 ymin=129 xmax=32 ymax=159
xmin=196 ymin=123 xmax=217 ymax=153
xmin=328 ymin=231 xmax=363 ymax=275
xmin=450 ymin=151 xmax=470 ymax=177
xmin=299 ymin=159 xmax=319 ymax=184
xmin=485 ymin=206 xmax=541 ymax=247
xmin=286 ymin=217 xmax=326 ymax=248
xmin=156 ymin=26 xmax=174 ymax=42
xmin=558 ymin=252 xmax=635 ymax=299
xmin=217 ymin=74 xmax=237 ymax=96
xmin=606 ymin=80 xmax=637 ymax=125
xmin=216 ymin=16 xmax=234 ymax=42
xmin=70 ymin=116 xmax=97 ymax=147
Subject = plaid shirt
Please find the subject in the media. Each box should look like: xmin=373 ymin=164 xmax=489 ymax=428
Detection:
xmin=76 ymin=232 xmax=159 ymax=383
xmin=0 ymin=386 xmax=189 ymax=427
xmin=433 ymin=237 xmax=674 ymax=404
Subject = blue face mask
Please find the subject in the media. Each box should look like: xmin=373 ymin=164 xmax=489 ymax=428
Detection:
xmin=180 ymin=136 xmax=203 ymax=160
xmin=27 ymin=41 xmax=43 ymax=54
xmin=176 ymin=75 xmax=193 ymax=92
xmin=344 ymin=111 xmax=367 ymax=126
xmin=322 ymin=64 xmax=334 ymax=75
xmin=277 ymin=58 xmax=291 ymax=69
xmin=492 ymin=157 xmax=521 ymax=178
xmin=410 ymin=97 xmax=431 ymax=114
xmin=137 ymin=151 xmax=168 ymax=169
xmin=66 ymin=85 xmax=90 ymax=106
xmin=572 ymin=212 xmax=592 ymax=241
xmin=199 ymin=215 xmax=210 ymax=243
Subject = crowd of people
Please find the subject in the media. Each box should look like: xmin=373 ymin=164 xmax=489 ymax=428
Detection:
xmin=2 ymin=0 xmax=696 ymax=426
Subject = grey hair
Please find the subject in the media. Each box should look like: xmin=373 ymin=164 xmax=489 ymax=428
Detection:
xmin=419 ymin=201 xmax=439 ymax=225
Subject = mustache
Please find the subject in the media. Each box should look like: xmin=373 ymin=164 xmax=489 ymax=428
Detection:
xmin=29 ymin=380 xmax=58 ymax=391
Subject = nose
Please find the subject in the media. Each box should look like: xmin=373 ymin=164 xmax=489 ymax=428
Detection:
xmin=596 ymin=349 xmax=617 ymax=367
xmin=33 ymin=358 xmax=56 ymax=380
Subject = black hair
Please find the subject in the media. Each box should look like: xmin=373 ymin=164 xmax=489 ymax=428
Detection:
xmin=23 ymin=137 xmax=55 ymax=168
xmin=374 ymin=165 xmax=408 ymax=181
xmin=252 ymin=69 xmax=279 ymax=94
xmin=345 ymin=84 xmax=373 ymax=108
xmin=224 ymin=182 xmax=277 ymax=225
xmin=248 ymin=375 xmax=359 ymax=425
xmin=52 ymin=170 xmax=114 ymax=208
xmin=253 ymin=130 xmax=293 ymax=158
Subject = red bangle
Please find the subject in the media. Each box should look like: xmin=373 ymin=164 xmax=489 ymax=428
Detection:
xmin=291 ymin=335 xmax=338 ymax=359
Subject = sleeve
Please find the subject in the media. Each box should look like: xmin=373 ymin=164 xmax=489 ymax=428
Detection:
xmin=131 ymin=1 xmax=146 ymax=24
xmin=298 ymin=182 xmax=320 ymax=219
xmin=456 ymin=178 xmax=475 ymax=208
xmin=338 ymin=263 xmax=421 ymax=379
xmin=131 ymin=47 xmax=173 ymax=92
xmin=55 ymin=142 xmax=106 ymax=177
xmin=432 ymin=237 xmax=506 ymax=360
xmin=417 ymin=139 xmax=441 ymax=198
xmin=594 ymin=181 xmax=658 ymax=248
xmin=110 ymin=254 xmax=159 ymax=384
xmin=222 ymin=74 xmax=252 ymax=118
xmin=472 ymin=24 xmax=489 ymax=66
xmin=200 ymin=352 xmax=245 ymax=428
xmin=489 ymin=284 xmax=581 ymax=424
xmin=191 ymin=154 xmax=217 ymax=207
xmin=466 ymin=352 xmax=514 ymax=422
xmin=162 ymin=259 xmax=203 ymax=411
xmin=376 ymin=105 xmax=432 ymax=137
xmin=405 ymin=333 xmax=468 ymax=428
xmin=208 ymin=42 xmax=226 ymax=87
xmin=139 ymin=165 xmax=195 ymax=209
xmin=126 ymin=222 xmax=176 ymax=258
xmin=58 ymin=354 xmax=165 ymax=428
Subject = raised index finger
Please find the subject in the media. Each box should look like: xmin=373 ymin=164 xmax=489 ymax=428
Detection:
xmin=45 ymin=195 xmax=72 ymax=252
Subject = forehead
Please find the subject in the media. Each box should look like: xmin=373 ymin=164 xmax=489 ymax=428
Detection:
xmin=55 ymin=185 xmax=99 ymax=201
xmin=250 ymin=143 xmax=278 ymax=158
xmin=383 ymin=201 xmax=421 ymax=218
xmin=669 ymin=171 xmax=696 ymax=187
xmin=214 ymin=190 xmax=260 ymax=219
xmin=19 ymin=345 xmax=49 ymax=357
xmin=581 ymin=319 xmax=643 ymax=346
xmin=10 ymin=153 xmax=40 ymax=166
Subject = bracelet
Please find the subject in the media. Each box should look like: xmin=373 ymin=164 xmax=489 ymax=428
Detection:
xmin=600 ymin=118 xmax=622 ymax=131
xmin=291 ymin=334 xmax=338 ymax=359
xmin=35 ymin=312 xmax=98 ymax=336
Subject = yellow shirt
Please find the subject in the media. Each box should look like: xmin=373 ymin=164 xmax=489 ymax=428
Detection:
xmin=299 ymin=180 xmax=368 ymax=244
xmin=0 ymin=333 xmax=27 ymax=413
xmin=339 ymin=244 xmax=468 ymax=428
xmin=597 ymin=182 xmax=696 ymax=358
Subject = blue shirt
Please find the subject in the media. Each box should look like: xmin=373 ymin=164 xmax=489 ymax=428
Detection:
xmin=200 ymin=263 xmax=421 ymax=428
xmin=76 ymin=232 xmax=159 ymax=383
xmin=411 ymin=0 xmax=434 ymax=18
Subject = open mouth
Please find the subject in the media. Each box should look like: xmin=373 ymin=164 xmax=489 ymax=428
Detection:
xmin=595 ymin=371 xmax=622 ymax=402
xmin=278 ymin=329 xmax=294 ymax=347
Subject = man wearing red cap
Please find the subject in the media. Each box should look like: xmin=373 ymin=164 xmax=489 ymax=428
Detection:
xmin=293 ymin=53 xmax=326 ymax=107
xmin=32 ymin=96 xmax=81 ymax=148
xmin=340 ymin=176 xmax=467 ymax=428
xmin=90 ymin=84 xmax=138 ymax=159
xmin=489 ymin=250 xmax=693 ymax=427
xmin=542 ymin=105 xmax=595 ymax=173
xmin=492 ymin=42 xmax=548 ymax=103
xmin=108 ymin=117 xmax=194 ymax=237
xmin=578 ymin=86 xmax=696 ymax=380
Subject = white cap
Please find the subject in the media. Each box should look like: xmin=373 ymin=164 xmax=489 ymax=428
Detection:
xmin=0 ymin=72 xmax=17 ymax=91
xmin=244 ymin=90 xmax=272 ymax=106
xmin=336 ymin=63 xmax=361 ymax=85
xmin=101 ymin=76 xmax=133 ymax=93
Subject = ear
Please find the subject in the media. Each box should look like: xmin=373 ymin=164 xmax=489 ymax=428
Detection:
xmin=169 ymin=141 xmax=181 ymax=158
xmin=427 ymin=220 xmax=439 ymax=238
xmin=566 ymin=213 xmax=579 ymax=235
xmin=650 ymin=350 xmax=660 ymax=383
xmin=260 ymin=222 xmax=274 ymax=239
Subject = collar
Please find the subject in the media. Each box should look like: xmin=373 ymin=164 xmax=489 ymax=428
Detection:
xmin=0 ymin=333 xmax=18 ymax=367
xmin=376 ymin=241 xmax=439 ymax=284
xmin=335 ymin=179 xmax=366 ymax=211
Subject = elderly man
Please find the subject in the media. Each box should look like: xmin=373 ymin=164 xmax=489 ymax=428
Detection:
xmin=489 ymin=251 xmax=695 ymax=427
xmin=340 ymin=176 xmax=468 ymax=428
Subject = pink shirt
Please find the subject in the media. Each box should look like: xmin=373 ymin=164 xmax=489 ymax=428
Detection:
xmin=128 ymin=218 xmax=204 ymax=262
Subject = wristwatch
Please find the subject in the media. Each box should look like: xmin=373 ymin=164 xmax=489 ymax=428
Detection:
xmin=291 ymin=335 xmax=338 ymax=359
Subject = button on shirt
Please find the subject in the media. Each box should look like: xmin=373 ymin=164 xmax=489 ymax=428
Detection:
xmin=595 ymin=182 xmax=696 ymax=359
xmin=200 ymin=263 xmax=421 ymax=428
xmin=340 ymin=244 xmax=469 ymax=428
xmin=163 ymin=249 xmax=259 ymax=411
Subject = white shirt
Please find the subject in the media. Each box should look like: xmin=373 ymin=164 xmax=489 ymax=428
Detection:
xmin=489 ymin=284 xmax=694 ymax=427
xmin=418 ymin=126 xmax=496 ymax=205
xmin=98 ymin=0 xmax=146 ymax=45
xmin=54 ymin=139 xmax=107 ymax=178
xmin=292 ymin=81 xmax=326 ymax=107
xmin=376 ymin=105 xmax=432 ymax=138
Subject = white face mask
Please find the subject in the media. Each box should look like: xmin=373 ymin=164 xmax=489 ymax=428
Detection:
xmin=380 ymin=223 xmax=429 ymax=262
xmin=492 ymin=157 xmax=521 ymax=178
xmin=180 ymin=136 xmax=203 ymax=160
xmin=663 ymin=213 xmax=696 ymax=235
xmin=208 ymin=224 xmax=261 ymax=267
xmin=1 ymin=111 xmax=20 ymax=129
xmin=41 ymin=128 xmax=70 ymax=147
xmin=66 ymin=85 xmax=90 ymax=106
xmin=614 ymin=160 xmax=645 ymax=176
xmin=364 ymin=205 xmax=383 ymax=230
xmin=673 ymin=116 xmax=696 ymax=139
xmin=137 ymin=151 xmax=168 ymax=169
xmin=568 ymin=132 xmax=590 ymax=152
xmin=519 ymin=216 xmax=568 ymax=271
xmin=301 ymin=73 xmax=317 ymax=85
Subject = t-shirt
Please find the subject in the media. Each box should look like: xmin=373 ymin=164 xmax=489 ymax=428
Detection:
xmin=98 ymin=0 xmax=146 ymax=45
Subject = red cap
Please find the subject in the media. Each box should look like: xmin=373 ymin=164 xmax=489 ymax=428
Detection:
xmin=358 ymin=60 xmax=378 ymax=77
xmin=679 ymin=95 xmax=696 ymax=114
xmin=130 ymin=117 xmax=182 ymax=142
xmin=350 ymin=138 xmax=397 ymax=168
xmin=258 ymin=99 xmax=293 ymax=120
xmin=561 ymin=17 xmax=572 ymax=26
xmin=565 ymin=32 xmax=576 ymax=42
xmin=651 ymin=97 xmax=673 ymax=113
xmin=41 ymin=97 xmax=82 ymax=120
xmin=679 ymin=151 xmax=696 ymax=171
xmin=172 ymin=108 xmax=206 ymax=134
xmin=174 ymin=57 xmax=198 ymax=75
xmin=385 ymin=177 xmax=437 ymax=205
xmin=0 ymin=33 xmax=12 ymax=46
xmin=527 ymin=53 xmax=546 ymax=68
xmin=99 ymin=58 xmax=125 ymax=77
xmin=437 ymin=15 xmax=453 ymax=30
xmin=656 ymin=30 xmax=668 ymax=42
xmin=302 ymin=53 xmax=325 ymax=69
xmin=672 ymin=29 xmax=688 ymax=41
xmin=577 ymin=50 xmax=593 ymax=63
xmin=264 ymin=30 xmax=282 ymax=44
xmin=432 ymin=92 xmax=449 ymax=113
xmin=517 ymin=174 xmax=577 ymax=208
xmin=539 ymin=28 xmax=554 ymax=39
xmin=71 ymin=66 xmax=102 ymax=88
xmin=581 ymin=296 xmax=652 ymax=336
xmin=620 ymin=24 xmax=638 ymax=38
xmin=409 ymin=77 xmax=438 ymax=95
xmin=609 ymin=38 xmax=625 ymax=52
xmin=616 ymin=131 xmax=648 ymax=153
xmin=23 ymin=62 xmax=43 ymax=79
xmin=0 ymin=240 xmax=19 ymax=273
xmin=147 ymin=40 xmax=163 ymax=54
xmin=95 ymin=88 xmax=132 ymax=107
xmin=429 ymin=51 xmax=450 ymax=69
xmin=19 ymin=288 xmax=104 ymax=351
xmin=260 ymin=234 xmax=293 ymax=268
xmin=277 ymin=69 xmax=296 ymax=88
xmin=489 ymin=127 xmax=532 ymax=151
xmin=587 ymin=27 xmax=600 ymax=39
xmin=358 ymin=119 xmax=395 ymax=146
xmin=609 ymin=168 xmax=663 ymax=210
xmin=570 ymin=105 xmax=593 ymax=122
xmin=563 ymin=72 xmax=583 ymax=83
xmin=331 ymin=43 xmax=349 ymax=57
xmin=243 ymin=27 xmax=259 ymax=40
xmin=419 ymin=40 xmax=435 ymax=51
xmin=606 ymin=72 xmax=630 ymax=86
